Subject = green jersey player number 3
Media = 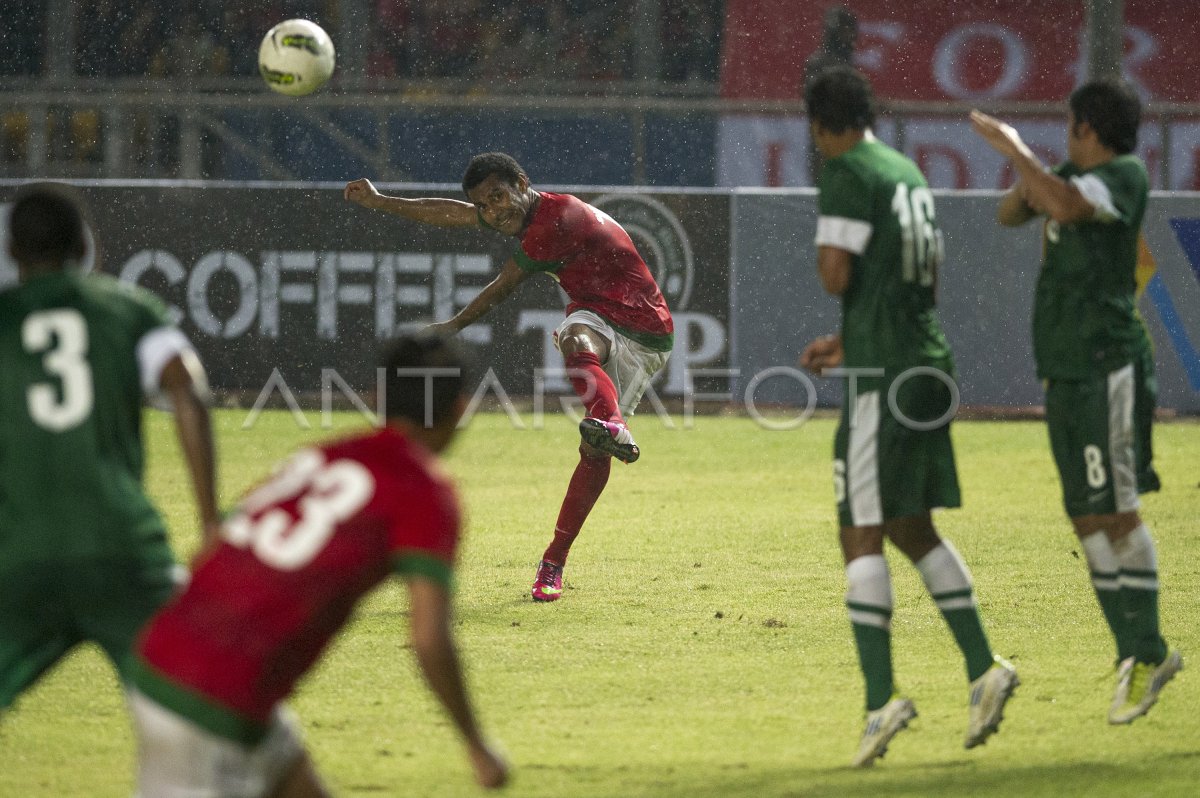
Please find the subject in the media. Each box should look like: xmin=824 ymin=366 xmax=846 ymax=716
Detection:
xmin=22 ymin=308 xmax=94 ymax=432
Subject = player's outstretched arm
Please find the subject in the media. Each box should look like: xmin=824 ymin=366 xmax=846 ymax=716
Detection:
xmin=428 ymin=258 xmax=529 ymax=337
xmin=344 ymin=178 xmax=478 ymax=227
xmin=408 ymin=577 xmax=509 ymax=790
xmin=969 ymin=110 xmax=1094 ymax=225
xmin=159 ymin=353 xmax=221 ymax=547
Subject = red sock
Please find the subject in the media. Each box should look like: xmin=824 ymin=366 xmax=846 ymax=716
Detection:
xmin=564 ymin=350 xmax=622 ymax=423
xmin=542 ymin=452 xmax=611 ymax=565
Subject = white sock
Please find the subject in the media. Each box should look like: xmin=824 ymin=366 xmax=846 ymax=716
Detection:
xmin=1112 ymin=523 xmax=1159 ymax=590
xmin=846 ymin=554 xmax=892 ymax=629
xmin=1080 ymin=531 xmax=1120 ymax=592
xmin=914 ymin=540 xmax=975 ymax=610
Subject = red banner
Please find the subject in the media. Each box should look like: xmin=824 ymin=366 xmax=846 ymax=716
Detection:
xmin=721 ymin=0 xmax=1189 ymax=102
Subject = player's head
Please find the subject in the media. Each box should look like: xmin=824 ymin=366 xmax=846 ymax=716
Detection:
xmin=381 ymin=332 xmax=470 ymax=451
xmin=7 ymin=182 xmax=89 ymax=274
xmin=805 ymin=65 xmax=875 ymax=136
xmin=462 ymin=152 xmax=527 ymax=194
xmin=1069 ymin=79 xmax=1140 ymax=155
xmin=462 ymin=152 xmax=536 ymax=236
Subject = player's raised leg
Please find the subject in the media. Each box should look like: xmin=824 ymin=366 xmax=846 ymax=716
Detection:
xmin=560 ymin=324 xmax=639 ymax=464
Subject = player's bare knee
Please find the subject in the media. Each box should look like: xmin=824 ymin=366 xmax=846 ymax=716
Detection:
xmin=559 ymin=334 xmax=597 ymax=357
xmin=559 ymin=326 xmax=608 ymax=360
xmin=559 ymin=334 xmax=589 ymax=356
xmin=840 ymin=526 xmax=885 ymax=562
xmin=885 ymin=517 xmax=941 ymax=562
xmin=1072 ymin=511 xmax=1140 ymax=540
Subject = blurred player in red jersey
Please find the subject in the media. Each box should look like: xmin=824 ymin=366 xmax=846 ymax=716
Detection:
xmin=345 ymin=153 xmax=674 ymax=603
xmin=128 ymin=334 xmax=508 ymax=797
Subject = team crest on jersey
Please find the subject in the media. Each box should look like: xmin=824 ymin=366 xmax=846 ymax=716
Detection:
xmin=590 ymin=194 xmax=694 ymax=310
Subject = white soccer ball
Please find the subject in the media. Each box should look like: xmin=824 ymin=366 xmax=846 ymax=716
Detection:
xmin=258 ymin=19 xmax=336 ymax=96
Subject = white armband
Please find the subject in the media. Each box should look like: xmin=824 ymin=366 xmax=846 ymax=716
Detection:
xmin=815 ymin=216 xmax=873 ymax=254
xmin=136 ymin=326 xmax=196 ymax=404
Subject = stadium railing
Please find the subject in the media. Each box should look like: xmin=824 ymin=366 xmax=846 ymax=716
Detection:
xmin=1 ymin=80 xmax=1197 ymax=187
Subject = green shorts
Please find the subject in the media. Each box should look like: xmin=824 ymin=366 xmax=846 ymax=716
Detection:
xmin=834 ymin=372 xmax=961 ymax=527
xmin=0 ymin=557 xmax=178 ymax=710
xmin=1045 ymin=350 xmax=1160 ymax=518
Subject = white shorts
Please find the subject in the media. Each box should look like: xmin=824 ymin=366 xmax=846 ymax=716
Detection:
xmin=129 ymin=688 xmax=305 ymax=798
xmin=554 ymin=310 xmax=670 ymax=418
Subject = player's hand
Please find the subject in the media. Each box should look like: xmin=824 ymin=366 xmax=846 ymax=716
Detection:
xmin=344 ymin=178 xmax=381 ymax=207
xmin=969 ymin=110 xmax=1026 ymax=159
xmin=800 ymin=334 xmax=843 ymax=376
xmin=468 ymin=741 xmax=509 ymax=790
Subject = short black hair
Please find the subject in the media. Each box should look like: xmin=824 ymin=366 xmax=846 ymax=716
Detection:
xmin=462 ymin=152 xmax=527 ymax=194
xmin=805 ymin=65 xmax=875 ymax=134
xmin=1069 ymin=79 xmax=1140 ymax=155
xmin=381 ymin=332 xmax=469 ymax=427
xmin=8 ymin=182 xmax=89 ymax=266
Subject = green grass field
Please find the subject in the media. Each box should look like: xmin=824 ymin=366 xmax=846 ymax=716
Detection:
xmin=1 ymin=409 xmax=1198 ymax=797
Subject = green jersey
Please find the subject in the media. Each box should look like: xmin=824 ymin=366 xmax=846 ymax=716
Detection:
xmin=0 ymin=271 xmax=181 ymax=567
xmin=816 ymin=137 xmax=954 ymax=393
xmin=1035 ymin=156 xmax=1150 ymax=379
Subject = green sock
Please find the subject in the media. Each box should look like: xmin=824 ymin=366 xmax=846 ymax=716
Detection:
xmin=1091 ymin=575 xmax=1135 ymax=661
xmin=915 ymin=542 xmax=994 ymax=682
xmin=850 ymin=618 xmax=894 ymax=711
xmin=1120 ymin=581 xmax=1168 ymax=664
xmin=935 ymin=599 xmax=994 ymax=682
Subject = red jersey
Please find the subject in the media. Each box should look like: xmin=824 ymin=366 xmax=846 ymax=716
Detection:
xmin=511 ymin=192 xmax=673 ymax=352
xmin=133 ymin=426 xmax=459 ymax=740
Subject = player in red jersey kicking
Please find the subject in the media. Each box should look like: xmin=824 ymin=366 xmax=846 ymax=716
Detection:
xmin=345 ymin=153 xmax=674 ymax=603
xmin=128 ymin=334 xmax=508 ymax=797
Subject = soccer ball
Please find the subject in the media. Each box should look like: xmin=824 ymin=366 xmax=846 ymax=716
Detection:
xmin=258 ymin=19 xmax=336 ymax=96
